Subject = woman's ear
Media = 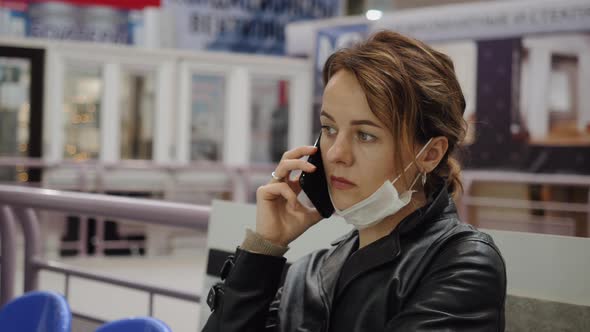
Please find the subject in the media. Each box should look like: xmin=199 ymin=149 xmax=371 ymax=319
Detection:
xmin=419 ymin=136 xmax=448 ymax=173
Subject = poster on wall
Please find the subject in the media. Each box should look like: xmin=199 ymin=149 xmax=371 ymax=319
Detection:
xmin=463 ymin=32 xmax=590 ymax=175
xmin=311 ymin=24 xmax=369 ymax=137
xmin=310 ymin=0 xmax=590 ymax=175
xmin=373 ymin=0 xmax=590 ymax=174
xmin=314 ymin=24 xmax=369 ymax=100
xmin=164 ymin=0 xmax=341 ymax=55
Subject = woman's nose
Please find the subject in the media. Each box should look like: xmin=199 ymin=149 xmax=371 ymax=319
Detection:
xmin=326 ymin=135 xmax=353 ymax=166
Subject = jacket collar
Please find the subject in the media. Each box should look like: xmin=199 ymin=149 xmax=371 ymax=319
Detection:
xmin=320 ymin=182 xmax=454 ymax=305
xmin=398 ymin=181 xmax=455 ymax=236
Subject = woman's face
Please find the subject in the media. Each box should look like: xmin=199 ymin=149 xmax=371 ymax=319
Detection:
xmin=320 ymin=70 xmax=402 ymax=210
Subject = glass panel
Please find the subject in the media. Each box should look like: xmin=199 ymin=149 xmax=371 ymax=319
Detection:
xmin=120 ymin=71 xmax=155 ymax=160
xmin=63 ymin=64 xmax=102 ymax=160
xmin=546 ymin=54 xmax=581 ymax=145
xmin=250 ymin=77 xmax=289 ymax=163
xmin=190 ymin=74 xmax=225 ymax=161
xmin=0 ymin=57 xmax=31 ymax=182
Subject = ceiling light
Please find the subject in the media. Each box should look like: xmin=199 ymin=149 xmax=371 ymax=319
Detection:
xmin=366 ymin=9 xmax=383 ymax=21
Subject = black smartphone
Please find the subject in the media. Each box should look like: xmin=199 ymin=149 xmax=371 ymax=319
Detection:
xmin=299 ymin=132 xmax=335 ymax=218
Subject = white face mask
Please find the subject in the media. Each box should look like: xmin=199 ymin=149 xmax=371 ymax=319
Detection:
xmin=330 ymin=138 xmax=433 ymax=230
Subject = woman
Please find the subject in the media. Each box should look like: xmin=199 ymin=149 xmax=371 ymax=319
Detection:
xmin=203 ymin=31 xmax=506 ymax=332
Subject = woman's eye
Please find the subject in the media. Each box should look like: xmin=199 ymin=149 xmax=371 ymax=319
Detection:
xmin=321 ymin=125 xmax=337 ymax=136
xmin=358 ymin=131 xmax=376 ymax=142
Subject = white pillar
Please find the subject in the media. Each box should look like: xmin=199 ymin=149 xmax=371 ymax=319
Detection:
xmin=526 ymin=49 xmax=551 ymax=141
xmin=289 ymin=70 xmax=313 ymax=148
xmin=44 ymin=49 xmax=64 ymax=163
xmin=578 ymin=53 xmax=590 ymax=133
xmin=143 ymin=7 xmax=161 ymax=49
xmin=176 ymin=62 xmax=190 ymax=163
xmin=154 ymin=61 xmax=175 ymax=163
xmin=223 ymin=67 xmax=251 ymax=166
xmin=101 ymin=63 xmax=120 ymax=163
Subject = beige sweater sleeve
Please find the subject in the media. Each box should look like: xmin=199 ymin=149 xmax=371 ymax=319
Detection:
xmin=240 ymin=228 xmax=289 ymax=257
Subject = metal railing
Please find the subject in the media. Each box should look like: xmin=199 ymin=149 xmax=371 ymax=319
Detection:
xmin=3 ymin=157 xmax=589 ymax=236
xmin=0 ymin=157 xmax=276 ymax=202
xmin=0 ymin=157 xmax=275 ymax=256
xmin=460 ymin=170 xmax=590 ymax=237
xmin=0 ymin=184 xmax=210 ymax=322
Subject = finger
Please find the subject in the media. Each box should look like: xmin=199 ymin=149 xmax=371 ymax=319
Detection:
xmin=281 ymin=146 xmax=318 ymax=161
xmin=271 ymin=159 xmax=317 ymax=184
xmin=276 ymin=159 xmax=317 ymax=177
xmin=287 ymin=174 xmax=302 ymax=194
xmin=257 ymin=182 xmax=298 ymax=208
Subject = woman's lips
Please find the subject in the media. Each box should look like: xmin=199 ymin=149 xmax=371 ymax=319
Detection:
xmin=330 ymin=176 xmax=356 ymax=190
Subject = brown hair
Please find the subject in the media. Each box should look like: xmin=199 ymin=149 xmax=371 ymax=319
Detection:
xmin=322 ymin=30 xmax=467 ymax=197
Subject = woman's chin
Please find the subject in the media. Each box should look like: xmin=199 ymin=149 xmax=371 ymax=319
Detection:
xmin=331 ymin=195 xmax=360 ymax=211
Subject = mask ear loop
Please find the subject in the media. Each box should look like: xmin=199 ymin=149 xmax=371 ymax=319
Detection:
xmin=407 ymin=171 xmax=423 ymax=192
xmin=392 ymin=138 xmax=434 ymax=185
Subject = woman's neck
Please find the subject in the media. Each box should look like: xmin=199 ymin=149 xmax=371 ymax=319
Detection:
xmin=358 ymin=190 xmax=427 ymax=249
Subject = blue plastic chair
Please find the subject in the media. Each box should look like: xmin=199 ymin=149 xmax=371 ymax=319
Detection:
xmin=0 ymin=291 xmax=71 ymax=332
xmin=96 ymin=317 xmax=172 ymax=332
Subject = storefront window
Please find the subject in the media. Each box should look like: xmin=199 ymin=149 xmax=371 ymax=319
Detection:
xmin=63 ymin=65 xmax=102 ymax=160
xmin=190 ymin=74 xmax=225 ymax=161
xmin=0 ymin=57 xmax=30 ymax=181
xmin=250 ymin=77 xmax=289 ymax=163
xmin=120 ymin=71 xmax=155 ymax=160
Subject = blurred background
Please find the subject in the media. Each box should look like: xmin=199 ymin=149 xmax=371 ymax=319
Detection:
xmin=0 ymin=0 xmax=589 ymax=331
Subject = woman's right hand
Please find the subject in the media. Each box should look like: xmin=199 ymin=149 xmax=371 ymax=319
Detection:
xmin=255 ymin=146 xmax=323 ymax=247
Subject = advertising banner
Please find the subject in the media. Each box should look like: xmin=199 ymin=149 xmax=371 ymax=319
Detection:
xmin=310 ymin=24 xmax=368 ymax=137
xmin=314 ymin=24 xmax=368 ymax=100
xmin=164 ymin=0 xmax=341 ymax=55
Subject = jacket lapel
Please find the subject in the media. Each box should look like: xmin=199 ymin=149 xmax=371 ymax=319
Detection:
xmin=333 ymin=230 xmax=401 ymax=301
xmin=315 ymin=230 xmax=359 ymax=327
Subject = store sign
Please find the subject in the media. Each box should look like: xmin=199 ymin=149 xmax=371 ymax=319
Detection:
xmin=374 ymin=0 xmax=590 ymax=42
xmin=287 ymin=0 xmax=590 ymax=57
xmin=27 ymin=2 xmax=133 ymax=43
xmin=0 ymin=0 xmax=157 ymax=43
xmin=164 ymin=0 xmax=340 ymax=55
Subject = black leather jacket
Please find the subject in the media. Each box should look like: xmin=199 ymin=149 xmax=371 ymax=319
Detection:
xmin=203 ymin=184 xmax=507 ymax=332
